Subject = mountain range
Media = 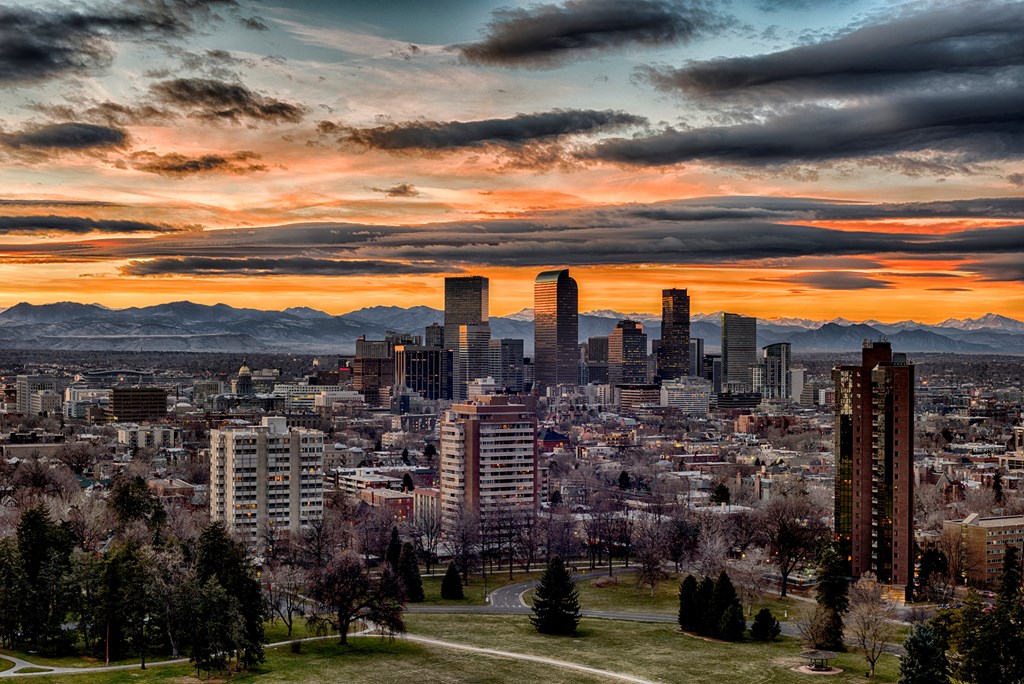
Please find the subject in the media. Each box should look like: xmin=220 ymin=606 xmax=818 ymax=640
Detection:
xmin=0 ymin=301 xmax=1022 ymax=355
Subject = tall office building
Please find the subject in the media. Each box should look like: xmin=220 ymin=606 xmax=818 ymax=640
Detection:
xmin=454 ymin=323 xmax=491 ymax=401
xmin=759 ymin=342 xmax=792 ymax=400
xmin=657 ymin=288 xmax=690 ymax=381
xmin=689 ymin=338 xmax=705 ymax=377
xmin=394 ymin=345 xmax=444 ymax=400
xmin=16 ymin=375 xmax=64 ymax=414
xmin=833 ymin=341 xmax=914 ymax=596
xmin=444 ymin=276 xmax=489 ymax=351
xmin=608 ymin=320 xmax=648 ymax=387
xmin=424 ymin=323 xmax=444 ymax=348
xmin=353 ymin=335 xmax=394 ymax=407
xmin=583 ymin=335 xmax=609 ymax=385
xmin=210 ymin=416 xmax=324 ymax=546
xmin=721 ymin=313 xmax=757 ymax=392
xmin=489 ymin=338 xmax=525 ymax=393
xmin=111 ymin=386 xmax=168 ymax=422
xmin=533 ymin=269 xmax=579 ymax=389
xmin=439 ymin=396 xmax=537 ymax=532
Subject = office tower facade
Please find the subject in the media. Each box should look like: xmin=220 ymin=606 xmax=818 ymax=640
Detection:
xmin=394 ymin=345 xmax=444 ymax=400
xmin=657 ymin=288 xmax=690 ymax=380
xmin=721 ymin=313 xmax=758 ymax=392
xmin=584 ymin=335 xmax=610 ymax=384
xmin=353 ymin=335 xmax=395 ymax=406
xmin=439 ymin=396 xmax=537 ymax=531
xmin=759 ymin=342 xmax=792 ymax=399
xmin=425 ymin=323 xmax=444 ymax=348
xmin=833 ymin=341 xmax=914 ymax=596
xmin=16 ymin=375 xmax=64 ymax=414
xmin=111 ymin=386 xmax=168 ymax=422
xmin=444 ymin=276 xmax=489 ymax=351
xmin=489 ymin=338 xmax=525 ymax=393
xmin=689 ymin=338 xmax=705 ymax=377
xmin=210 ymin=416 xmax=324 ymax=546
xmin=454 ymin=323 xmax=491 ymax=400
xmin=608 ymin=320 xmax=648 ymax=387
xmin=533 ymin=269 xmax=579 ymax=389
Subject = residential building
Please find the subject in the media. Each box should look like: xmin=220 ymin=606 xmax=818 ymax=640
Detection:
xmin=16 ymin=375 xmax=64 ymax=414
xmin=439 ymin=396 xmax=537 ymax=531
xmin=943 ymin=514 xmax=1024 ymax=586
xmin=834 ymin=341 xmax=914 ymax=596
xmin=209 ymin=416 xmax=324 ymax=546
xmin=661 ymin=378 xmax=712 ymax=416
xmin=533 ymin=269 xmax=579 ymax=389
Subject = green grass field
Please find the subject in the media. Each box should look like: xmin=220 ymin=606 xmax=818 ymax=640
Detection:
xmin=419 ymin=569 xmax=545 ymax=606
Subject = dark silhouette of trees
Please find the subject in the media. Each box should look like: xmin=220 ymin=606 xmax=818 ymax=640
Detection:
xmin=530 ymin=557 xmax=581 ymax=636
xmin=306 ymin=551 xmax=405 ymax=645
xmin=750 ymin=608 xmax=781 ymax=641
xmin=440 ymin=562 xmax=464 ymax=600
xmin=899 ymin=623 xmax=948 ymax=684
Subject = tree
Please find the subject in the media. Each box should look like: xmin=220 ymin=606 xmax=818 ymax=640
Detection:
xmin=798 ymin=605 xmax=838 ymax=651
xmin=0 ymin=537 xmax=25 ymax=648
xmin=306 ymin=551 xmax=405 ymax=645
xmin=993 ymin=471 xmax=1004 ymax=505
xmin=385 ymin=527 xmax=402 ymax=570
xmin=401 ymin=448 xmax=411 ymax=466
xmin=412 ymin=506 xmax=443 ymax=575
xmin=710 ymin=483 xmax=731 ymax=505
xmin=190 ymin=578 xmax=243 ymax=677
xmin=950 ymin=590 xmax=999 ymax=684
xmin=398 ymin=542 xmax=424 ymax=602
xmin=732 ymin=549 xmax=770 ymax=615
xmin=899 ymin=623 xmax=949 ymax=684
xmin=447 ymin=507 xmax=480 ymax=585
xmin=694 ymin=575 xmax=717 ymax=636
xmin=402 ymin=472 xmax=415 ymax=492
xmin=632 ymin=512 xmax=667 ymax=597
xmin=423 ymin=443 xmax=437 ymax=463
xmin=847 ymin=573 xmax=899 ymax=677
xmin=713 ymin=571 xmax=745 ymax=641
xmin=750 ymin=608 xmax=781 ymax=641
xmin=994 ymin=545 xmax=1024 ymax=683
xmin=530 ymin=557 xmax=581 ymax=636
xmin=440 ymin=563 xmax=464 ymax=600
xmin=757 ymin=492 xmax=827 ymax=597
xmin=263 ymin=564 xmax=306 ymax=638
xmin=814 ymin=546 xmax=849 ymax=651
xmin=108 ymin=474 xmax=166 ymax=538
xmin=618 ymin=471 xmax=630 ymax=490
xmin=678 ymin=574 xmax=699 ymax=632
xmin=17 ymin=504 xmax=73 ymax=653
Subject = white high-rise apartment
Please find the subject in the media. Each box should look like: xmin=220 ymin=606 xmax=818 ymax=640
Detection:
xmin=210 ymin=416 xmax=324 ymax=546
xmin=440 ymin=396 xmax=537 ymax=532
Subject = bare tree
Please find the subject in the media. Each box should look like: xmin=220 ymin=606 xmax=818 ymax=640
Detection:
xmin=757 ymin=491 xmax=828 ymax=597
xmin=412 ymin=506 xmax=443 ymax=575
xmin=353 ymin=506 xmax=393 ymax=564
xmin=936 ymin=526 xmax=981 ymax=588
xmin=847 ymin=573 xmax=899 ymax=677
xmin=544 ymin=510 xmax=581 ymax=565
xmin=263 ymin=563 xmax=307 ymax=638
xmin=732 ymin=548 xmax=771 ymax=615
xmin=632 ymin=512 xmax=668 ymax=596
xmin=446 ymin=507 xmax=480 ymax=585
xmin=305 ymin=551 xmax=404 ymax=645
xmin=515 ymin=509 xmax=542 ymax=573
xmin=797 ymin=605 xmax=836 ymax=649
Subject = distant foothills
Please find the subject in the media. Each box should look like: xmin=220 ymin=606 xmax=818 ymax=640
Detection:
xmin=1 ymin=300 xmax=1023 ymax=355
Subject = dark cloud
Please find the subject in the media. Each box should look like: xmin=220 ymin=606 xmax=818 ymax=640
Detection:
xmin=0 ymin=1 xmax=238 ymax=85
xmin=241 ymin=16 xmax=268 ymax=31
xmin=927 ymin=287 xmax=972 ymax=292
xmin=0 ymin=215 xmax=188 ymax=235
xmin=457 ymin=0 xmax=731 ymax=67
xmin=370 ymin=183 xmax=420 ymax=197
xmin=773 ymin=271 xmax=893 ymax=290
xmin=338 ymin=109 xmax=646 ymax=150
xmin=1 ymin=123 xmax=126 ymax=150
xmin=0 ymin=199 xmax=120 ymax=207
xmin=1009 ymin=173 xmax=1024 ymax=187
xmin=150 ymin=78 xmax=306 ymax=124
xmin=120 ymin=256 xmax=452 ymax=277
xmin=956 ymin=255 xmax=1024 ymax=282
xmin=587 ymin=90 xmax=1024 ymax=168
xmin=642 ymin=2 xmax=1024 ymax=98
xmin=130 ymin=150 xmax=266 ymax=177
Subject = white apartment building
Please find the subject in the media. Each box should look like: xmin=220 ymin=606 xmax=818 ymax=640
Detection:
xmin=439 ymin=396 xmax=537 ymax=532
xmin=661 ymin=378 xmax=712 ymax=416
xmin=116 ymin=423 xmax=182 ymax=450
xmin=209 ymin=416 xmax=324 ymax=546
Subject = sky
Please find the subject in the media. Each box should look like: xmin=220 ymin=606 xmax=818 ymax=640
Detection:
xmin=0 ymin=0 xmax=1022 ymax=321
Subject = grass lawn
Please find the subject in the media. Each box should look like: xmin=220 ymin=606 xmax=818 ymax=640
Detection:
xmin=26 ymin=637 xmax=607 ymax=684
xmin=406 ymin=613 xmax=901 ymax=684
xmin=0 ymin=657 xmax=12 ymax=672
xmin=0 ymin=648 xmax=179 ymax=670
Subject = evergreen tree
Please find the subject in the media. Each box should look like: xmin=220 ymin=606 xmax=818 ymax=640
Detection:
xmin=618 ymin=471 xmax=631 ymax=490
xmin=993 ymin=471 xmax=1004 ymax=505
xmin=17 ymin=505 xmax=73 ymax=653
xmin=713 ymin=571 xmax=745 ymax=641
xmin=710 ymin=483 xmax=731 ymax=505
xmin=815 ymin=546 xmax=849 ymax=651
xmin=995 ymin=545 xmax=1024 ymax=683
xmin=402 ymin=473 xmax=415 ymax=492
xmin=397 ymin=542 xmax=424 ymax=602
xmin=750 ymin=608 xmax=781 ymax=641
xmin=899 ymin=623 xmax=949 ymax=684
xmin=386 ymin=527 xmax=402 ymax=569
xmin=530 ymin=557 xmax=581 ymax=636
xmin=678 ymin=574 xmax=699 ymax=632
xmin=951 ymin=590 xmax=999 ymax=684
xmin=401 ymin=448 xmax=411 ymax=465
xmin=440 ymin=563 xmax=464 ymax=600
xmin=695 ymin=575 xmax=717 ymax=636
xmin=0 ymin=537 xmax=25 ymax=649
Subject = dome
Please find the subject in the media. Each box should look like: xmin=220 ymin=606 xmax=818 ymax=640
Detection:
xmin=238 ymin=360 xmax=252 ymax=376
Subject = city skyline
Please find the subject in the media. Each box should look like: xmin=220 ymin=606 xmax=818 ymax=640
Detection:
xmin=0 ymin=1 xmax=1021 ymax=320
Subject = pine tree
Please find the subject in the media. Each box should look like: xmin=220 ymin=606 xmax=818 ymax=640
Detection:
xmin=402 ymin=473 xmax=415 ymax=492
xmin=678 ymin=575 xmax=699 ymax=632
xmin=951 ymin=590 xmax=999 ymax=684
xmin=899 ymin=623 xmax=949 ymax=684
xmin=995 ymin=545 xmax=1024 ymax=682
xmin=710 ymin=483 xmax=731 ymax=505
xmin=397 ymin=542 xmax=424 ymax=602
xmin=386 ymin=527 xmax=402 ymax=570
xmin=750 ymin=608 xmax=781 ymax=641
xmin=713 ymin=571 xmax=745 ymax=641
xmin=440 ymin=563 xmax=464 ymax=600
xmin=695 ymin=575 xmax=717 ymax=636
xmin=815 ymin=546 xmax=848 ymax=651
xmin=530 ymin=557 xmax=581 ymax=636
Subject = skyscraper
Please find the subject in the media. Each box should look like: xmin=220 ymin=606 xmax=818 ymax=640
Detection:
xmin=759 ymin=342 xmax=792 ymax=400
xmin=489 ymin=338 xmax=525 ymax=393
xmin=833 ymin=341 xmax=914 ymax=597
xmin=533 ymin=269 xmax=579 ymax=389
xmin=394 ymin=344 xmax=444 ymax=400
xmin=689 ymin=338 xmax=705 ymax=377
xmin=444 ymin=276 xmax=488 ymax=351
xmin=657 ymin=288 xmax=690 ymax=381
xmin=721 ymin=313 xmax=757 ymax=392
xmin=608 ymin=320 xmax=648 ymax=386
xmin=454 ymin=323 xmax=491 ymax=400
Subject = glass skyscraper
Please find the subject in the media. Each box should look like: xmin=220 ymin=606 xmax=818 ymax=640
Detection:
xmin=657 ymin=288 xmax=690 ymax=381
xmin=533 ymin=269 xmax=579 ymax=389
